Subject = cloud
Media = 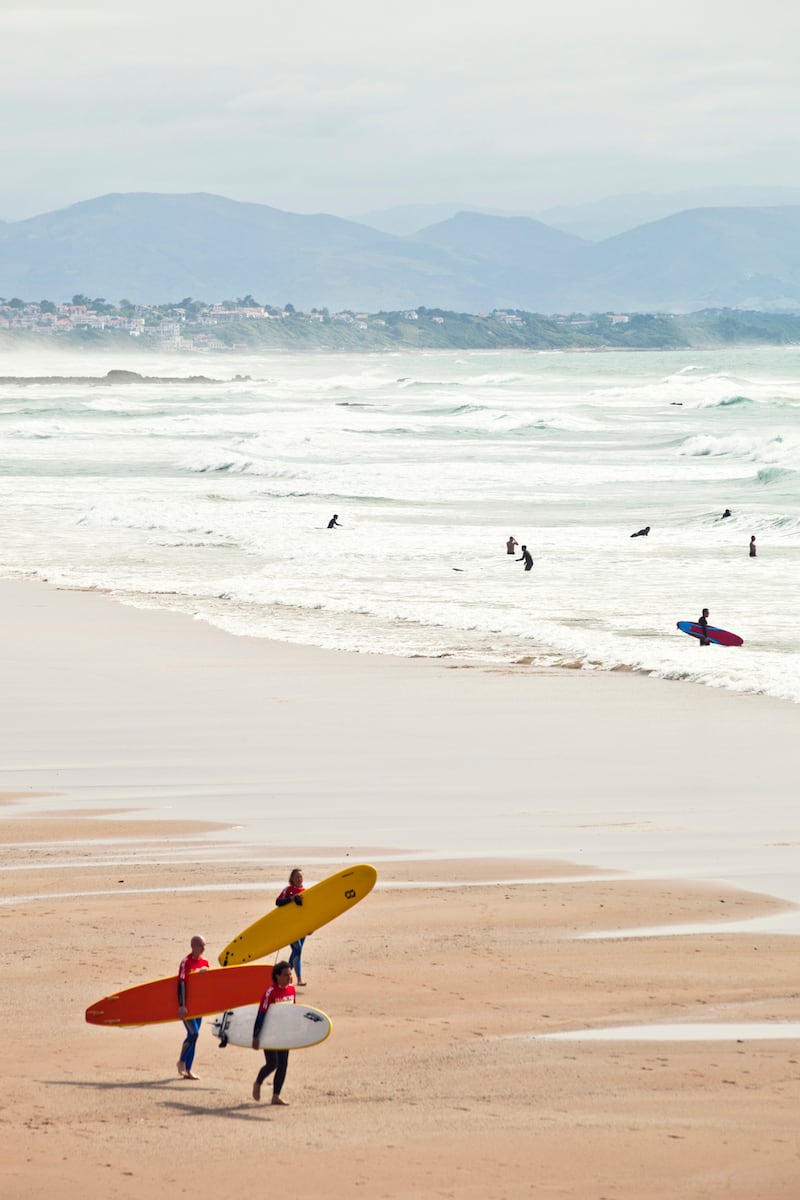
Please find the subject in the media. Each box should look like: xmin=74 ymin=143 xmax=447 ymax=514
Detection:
xmin=2 ymin=0 xmax=800 ymax=219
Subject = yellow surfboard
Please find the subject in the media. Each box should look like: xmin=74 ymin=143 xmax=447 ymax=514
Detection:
xmin=219 ymin=864 xmax=378 ymax=966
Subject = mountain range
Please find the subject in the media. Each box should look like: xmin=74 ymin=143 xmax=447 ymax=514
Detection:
xmin=1 ymin=191 xmax=800 ymax=313
xmin=357 ymin=187 xmax=800 ymax=240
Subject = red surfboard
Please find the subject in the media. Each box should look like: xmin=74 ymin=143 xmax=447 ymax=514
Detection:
xmin=676 ymin=620 xmax=743 ymax=647
xmin=86 ymin=964 xmax=273 ymax=1027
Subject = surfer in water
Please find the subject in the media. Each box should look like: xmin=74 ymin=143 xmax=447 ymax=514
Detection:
xmin=506 ymin=535 xmax=518 ymax=555
xmin=698 ymin=607 xmax=711 ymax=646
xmin=327 ymin=514 xmax=341 ymax=529
xmin=516 ymin=544 xmax=533 ymax=572
xmin=177 ymin=935 xmax=209 ymax=1079
xmin=275 ymin=868 xmax=307 ymax=986
xmin=630 ymin=526 xmax=650 ymax=538
xmin=251 ymin=961 xmax=295 ymax=1105
xmin=749 ymin=535 xmax=757 ymax=557
xmin=721 ymin=508 xmax=732 ymax=519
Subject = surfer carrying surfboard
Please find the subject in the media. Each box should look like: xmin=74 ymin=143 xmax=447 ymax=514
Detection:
xmin=251 ymin=961 xmax=295 ymax=1105
xmin=698 ymin=608 xmax=711 ymax=646
xmin=177 ymin=935 xmax=209 ymax=1079
xmin=276 ymin=868 xmax=307 ymax=986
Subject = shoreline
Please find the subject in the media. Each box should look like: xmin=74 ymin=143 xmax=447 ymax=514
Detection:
xmin=7 ymin=564 xmax=799 ymax=708
xmin=1 ymin=575 xmax=798 ymax=874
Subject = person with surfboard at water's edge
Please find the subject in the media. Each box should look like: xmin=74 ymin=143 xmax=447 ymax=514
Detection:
xmin=177 ymin=935 xmax=209 ymax=1079
xmin=275 ymin=868 xmax=307 ymax=985
xmin=698 ymin=608 xmax=711 ymax=646
xmin=251 ymin=961 xmax=296 ymax=1105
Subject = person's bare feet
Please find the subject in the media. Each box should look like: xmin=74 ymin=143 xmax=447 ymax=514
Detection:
xmin=184 ymin=1070 xmax=200 ymax=1080
xmin=296 ymin=981 xmax=307 ymax=987
xmin=252 ymin=1081 xmax=261 ymax=1102
xmin=177 ymin=1061 xmax=188 ymax=1078
xmin=271 ymin=1095 xmax=288 ymax=1106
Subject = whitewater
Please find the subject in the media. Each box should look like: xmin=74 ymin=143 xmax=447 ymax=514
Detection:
xmin=1 ymin=344 xmax=798 ymax=702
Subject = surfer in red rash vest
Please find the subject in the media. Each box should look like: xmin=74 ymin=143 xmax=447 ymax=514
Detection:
xmin=177 ymin=934 xmax=209 ymax=1079
xmin=251 ymin=961 xmax=296 ymax=1105
xmin=275 ymin=868 xmax=307 ymax=985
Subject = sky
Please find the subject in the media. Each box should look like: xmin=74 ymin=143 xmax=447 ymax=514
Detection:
xmin=2 ymin=0 xmax=800 ymax=222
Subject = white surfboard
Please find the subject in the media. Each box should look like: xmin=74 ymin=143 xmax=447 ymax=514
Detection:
xmin=211 ymin=1002 xmax=332 ymax=1051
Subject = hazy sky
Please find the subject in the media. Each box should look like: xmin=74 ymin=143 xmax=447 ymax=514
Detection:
xmin=2 ymin=0 xmax=799 ymax=221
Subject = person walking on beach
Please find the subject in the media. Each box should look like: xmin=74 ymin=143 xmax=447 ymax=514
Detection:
xmin=251 ymin=961 xmax=295 ymax=1105
xmin=630 ymin=525 xmax=650 ymax=538
xmin=749 ymin=535 xmax=757 ymax=557
xmin=697 ymin=607 xmax=711 ymax=646
xmin=276 ymin=868 xmax=307 ymax=986
xmin=327 ymin=514 xmax=341 ymax=529
xmin=516 ymin=544 xmax=533 ymax=572
xmin=506 ymin=536 xmax=518 ymax=555
xmin=177 ymin=935 xmax=209 ymax=1079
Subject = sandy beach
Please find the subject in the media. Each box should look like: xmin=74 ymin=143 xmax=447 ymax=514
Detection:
xmin=2 ymin=578 xmax=800 ymax=1199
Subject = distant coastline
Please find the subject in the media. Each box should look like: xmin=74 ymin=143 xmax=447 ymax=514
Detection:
xmin=2 ymin=303 xmax=800 ymax=354
xmin=0 ymin=369 xmax=234 ymax=385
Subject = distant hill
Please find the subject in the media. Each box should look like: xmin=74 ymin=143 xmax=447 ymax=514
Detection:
xmin=553 ymin=206 xmax=800 ymax=312
xmin=537 ymin=186 xmax=800 ymax=240
xmin=411 ymin=211 xmax=586 ymax=310
xmin=353 ymin=202 xmax=537 ymax=236
xmin=356 ymin=187 xmax=800 ymax=241
xmin=0 ymin=192 xmax=495 ymax=312
xmin=353 ymin=203 xmax=481 ymax=236
xmin=2 ymin=192 xmax=800 ymax=313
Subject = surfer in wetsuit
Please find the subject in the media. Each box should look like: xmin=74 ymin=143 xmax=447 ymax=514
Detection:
xmin=749 ymin=535 xmax=757 ymax=557
xmin=275 ymin=868 xmax=307 ymax=986
xmin=177 ymin=935 xmax=209 ymax=1079
xmin=251 ymin=961 xmax=296 ymax=1105
xmin=698 ymin=607 xmax=711 ymax=646
xmin=327 ymin=514 xmax=341 ymax=529
xmin=630 ymin=526 xmax=650 ymax=538
xmin=721 ymin=508 xmax=732 ymax=519
xmin=516 ymin=545 xmax=533 ymax=572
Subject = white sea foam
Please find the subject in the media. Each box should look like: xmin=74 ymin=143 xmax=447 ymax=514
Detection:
xmin=0 ymin=345 xmax=798 ymax=702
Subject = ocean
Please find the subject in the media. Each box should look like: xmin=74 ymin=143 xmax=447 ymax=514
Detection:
xmin=1 ymin=344 xmax=798 ymax=703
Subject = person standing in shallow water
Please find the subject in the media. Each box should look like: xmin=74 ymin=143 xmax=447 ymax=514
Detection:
xmin=749 ymin=536 xmax=757 ymax=557
xmin=177 ymin=935 xmax=209 ymax=1079
xmin=506 ymin=536 xmax=518 ymax=555
xmin=516 ymin=545 xmax=533 ymax=572
xmin=327 ymin=514 xmax=341 ymax=529
xmin=251 ymin=961 xmax=295 ymax=1105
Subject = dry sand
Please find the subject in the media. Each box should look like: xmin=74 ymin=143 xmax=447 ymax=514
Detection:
xmin=2 ymin=579 xmax=800 ymax=1199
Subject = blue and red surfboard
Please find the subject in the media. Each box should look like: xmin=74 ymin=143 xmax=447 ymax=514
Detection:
xmin=676 ymin=620 xmax=743 ymax=647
